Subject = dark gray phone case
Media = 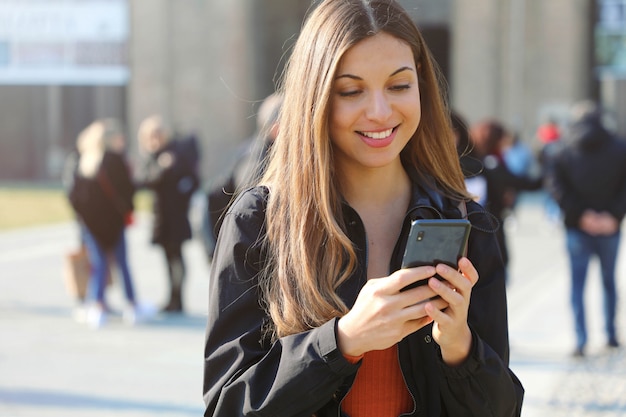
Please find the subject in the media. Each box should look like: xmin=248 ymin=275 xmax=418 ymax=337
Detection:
xmin=400 ymin=219 xmax=471 ymax=289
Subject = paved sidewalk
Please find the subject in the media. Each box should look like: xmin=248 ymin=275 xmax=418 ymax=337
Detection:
xmin=506 ymin=193 xmax=626 ymax=417
xmin=0 ymin=214 xmax=209 ymax=417
xmin=0 ymin=192 xmax=624 ymax=416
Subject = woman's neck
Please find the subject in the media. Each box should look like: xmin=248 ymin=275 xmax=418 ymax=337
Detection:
xmin=338 ymin=160 xmax=412 ymax=280
xmin=339 ymin=161 xmax=411 ymax=214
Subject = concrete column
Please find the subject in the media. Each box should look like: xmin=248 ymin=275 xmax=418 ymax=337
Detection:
xmin=129 ymin=0 xmax=259 ymax=180
xmin=451 ymin=0 xmax=504 ymax=124
xmin=600 ymin=77 xmax=626 ymax=136
xmin=452 ymin=0 xmax=593 ymax=141
xmin=45 ymin=85 xmax=64 ymax=179
xmin=128 ymin=0 xmax=172 ymax=155
xmin=524 ymin=0 xmax=593 ymax=136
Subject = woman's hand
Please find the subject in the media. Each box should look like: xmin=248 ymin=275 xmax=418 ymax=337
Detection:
xmin=157 ymin=152 xmax=175 ymax=168
xmin=337 ymin=257 xmax=479 ymax=365
xmin=424 ymin=257 xmax=478 ymax=366
xmin=337 ymin=265 xmax=449 ymax=357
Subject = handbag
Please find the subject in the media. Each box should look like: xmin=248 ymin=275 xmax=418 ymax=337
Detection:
xmin=63 ymin=245 xmax=115 ymax=300
xmin=63 ymin=245 xmax=90 ymax=300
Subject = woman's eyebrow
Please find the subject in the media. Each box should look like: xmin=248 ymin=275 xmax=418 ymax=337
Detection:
xmin=335 ymin=66 xmax=415 ymax=80
xmin=335 ymin=73 xmax=362 ymax=81
xmin=390 ymin=66 xmax=414 ymax=76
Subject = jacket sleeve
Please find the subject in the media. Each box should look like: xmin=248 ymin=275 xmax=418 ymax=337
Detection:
xmin=106 ymin=152 xmax=135 ymax=213
xmin=134 ymin=156 xmax=165 ymax=190
xmin=494 ymin=162 xmax=543 ymax=192
xmin=607 ymin=142 xmax=626 ymax=220
xmin=439 ymin=208 xmax=524 ymax=417
xmin=545 ymin=154 xmax=587 ymax=225
xmin=202 ymin=188 xmax=359 ymax=417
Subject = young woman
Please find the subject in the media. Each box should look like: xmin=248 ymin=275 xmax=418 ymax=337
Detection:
xmin=136 ymin=115 xmax=199 ymax=313
xmin=69 ymin=119 xmax=149 ymax=328
xmin=203 ymin=1 xmax=524 ymax=416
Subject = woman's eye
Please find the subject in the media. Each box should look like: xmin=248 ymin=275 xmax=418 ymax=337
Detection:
xmin=390 ymin=84 xmax=411 ymax=92
xmin=338 ymin=90 xmax=361 ymax=97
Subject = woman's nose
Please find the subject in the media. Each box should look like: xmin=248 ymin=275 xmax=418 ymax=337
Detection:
xmin=365 ymin=91 xmax=392 ymax=121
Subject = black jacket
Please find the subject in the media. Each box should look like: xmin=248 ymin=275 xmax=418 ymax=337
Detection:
xmin=460 ymin=154 xmax=541 ymax=268
xmin=69 ymin=151 xmax=134 ymax=250
xmin=461 ymin=153 xmax=542 ymax=222
xmin=546 ymin=117 xmax=626 ymax=229
xmin=135 ymin=140 xmax=199 ymax=247
xmin=203 ymin=177 xmax=524 ymax=417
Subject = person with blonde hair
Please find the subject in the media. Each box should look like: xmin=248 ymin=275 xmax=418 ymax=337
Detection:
xmin=136 ymin=114 xmax=199 ymax=313
xmin=69 ymin=119 xmax=151 ymax=328
xmin=203 ymin=1 xmax=523 ymax=416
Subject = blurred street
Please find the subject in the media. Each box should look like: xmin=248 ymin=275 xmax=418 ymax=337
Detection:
xmin=0 ymin=191 xmax=625 ymax=417
xmin=506 ymin=192 xmax=626 ymax=417
xmin=0 ymin=211 xmax=209 ymax=417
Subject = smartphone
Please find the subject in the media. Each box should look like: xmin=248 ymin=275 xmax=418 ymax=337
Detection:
xmin=400 ymin=219 xmax=471 ymax=290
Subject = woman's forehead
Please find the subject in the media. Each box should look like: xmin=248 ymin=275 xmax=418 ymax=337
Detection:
xmin=336 ymin=33 xmax=415 ymax=77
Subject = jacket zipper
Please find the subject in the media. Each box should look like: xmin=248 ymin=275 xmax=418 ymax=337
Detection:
xmin=336 ymin=203 xmax=443 ymax=416
xmin=398 ymin=346 xmax=418 ymax=417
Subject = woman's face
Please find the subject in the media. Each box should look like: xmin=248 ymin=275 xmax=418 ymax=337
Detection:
xmin=109 ymin=134 xmax=126 ymax=153
xmin=329 ymin=32 xmax=421 ymax=174
xmin=141 ymin=129 xmax=165 ymax=154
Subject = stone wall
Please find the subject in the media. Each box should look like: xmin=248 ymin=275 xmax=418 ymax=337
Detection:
xmin=452 ymin=0 xmax=595 ymax=142
xmin=0 ymin=0 xmax=615 ymax=181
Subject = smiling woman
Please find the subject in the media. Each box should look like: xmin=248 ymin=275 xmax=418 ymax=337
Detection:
xmin=202 ymin=0 xmax=523 ymax=416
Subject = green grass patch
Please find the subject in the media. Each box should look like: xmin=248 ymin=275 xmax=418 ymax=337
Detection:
xmin=0 ymin=185 xmax=152 ymax=231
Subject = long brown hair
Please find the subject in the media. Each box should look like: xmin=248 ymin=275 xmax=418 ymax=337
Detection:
xmin=259 ymin=0 xmax=469 ymax=338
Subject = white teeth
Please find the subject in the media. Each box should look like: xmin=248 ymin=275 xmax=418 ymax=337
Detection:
xmin=360 ymin=128 xmax=393 ymax=139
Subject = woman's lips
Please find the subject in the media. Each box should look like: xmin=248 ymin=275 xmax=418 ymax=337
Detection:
xmin=357 ymin=126 xmax=398 ymax=148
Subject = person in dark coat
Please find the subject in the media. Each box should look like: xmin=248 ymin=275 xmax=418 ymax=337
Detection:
xmin=203 ymin=92 xmax=282 ymax=261
xmin=545 ymin=100 xmax=626 ymax=357
xmin=203 ymin=1 xmax=524 ymax=415
xmin=69 ymin=119 xmax=151 ymax=328
xmin=136 ymin=115 xmax=199 ymax=313
xmin=467 ymin=119 xmax=543 ymax=271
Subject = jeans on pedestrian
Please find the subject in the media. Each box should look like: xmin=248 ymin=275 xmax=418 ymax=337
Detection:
xmin=544 ymin=194 xmax=561 ymax=225
xmin=566 ymin=228 xmax=621 ymax=349
xmin=82 ymin=225 xmax=136 ymax=305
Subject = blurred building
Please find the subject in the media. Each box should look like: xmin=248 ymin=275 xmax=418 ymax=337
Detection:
xmin=0 ymin=0 xmax=624 ymax=182
xmin=0 ymin=0 xmax=127 ymax=180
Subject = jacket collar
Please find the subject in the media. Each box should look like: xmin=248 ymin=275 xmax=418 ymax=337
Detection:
xmin=405 ymin=164 xmax=463 ymax=221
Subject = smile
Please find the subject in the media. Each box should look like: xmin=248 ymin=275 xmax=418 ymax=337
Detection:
xmin=357 ymin=127 xmax=396 ymax=139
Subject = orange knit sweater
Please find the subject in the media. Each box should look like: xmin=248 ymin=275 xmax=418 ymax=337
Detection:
xmin=342 ymin=345 xmax=413 ymax=417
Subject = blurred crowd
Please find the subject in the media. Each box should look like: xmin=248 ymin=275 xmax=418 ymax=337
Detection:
xmin=60 ymin=94 xmax=626 ymax=361
xmin=63 ymin=114 xmax=200 ymax=328
xmin=453 ymin=100 xmax=626 ymax=358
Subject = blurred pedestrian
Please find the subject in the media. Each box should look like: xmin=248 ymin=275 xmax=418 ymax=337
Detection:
xmin=502 ymin=131 xmax=536 ymax=178
xmin=62 ymin=140 xmax=89 ymax=310
xmin=203 ymin=92 xmax=282 ymax=260
xmin=536 ymin=117 xmax=561 ymax=146
xmin=545 ymin=100 xmax=626 ymax=357
xmin=451 ymin=110 xmax=487 ymax=205
xmin=501 ymin=131 xmax=540 ymax=231
xmin=136 ymin=115 xmax=200 ymax=313
xmin=469 ymin=119 xmax=542 ymax=274
xmin=203 ymin=1 xmax=523 ymax=415
xmin=68 ymin=119 xmax=153 ymax=328
xmin=536 ymin=116 xmax=563 ymax=225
